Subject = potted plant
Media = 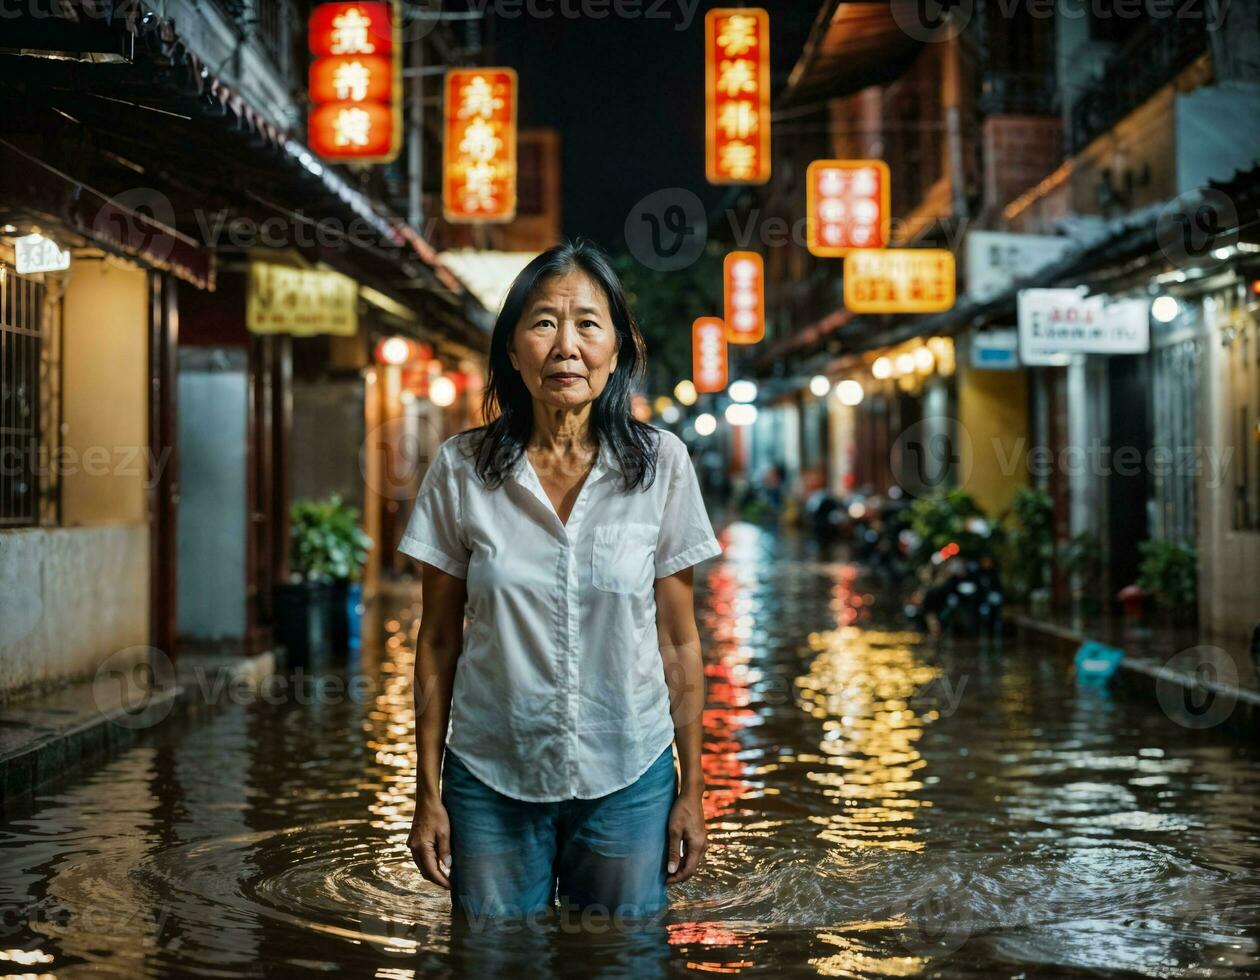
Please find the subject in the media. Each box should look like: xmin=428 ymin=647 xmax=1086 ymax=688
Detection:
xmin=1135 ymin=539 xmax=1198 ymax=630
xmin=274 ymin=495 xmax=372 ymax=664
xmin=1063 ymin=531 xmax=1106 ymax=619
xmin=1006 ymin=486 xmax=1055 ymax=615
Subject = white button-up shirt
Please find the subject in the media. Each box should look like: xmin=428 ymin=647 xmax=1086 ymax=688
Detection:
xmin=398 ymin=425 xmax=723 ymax=802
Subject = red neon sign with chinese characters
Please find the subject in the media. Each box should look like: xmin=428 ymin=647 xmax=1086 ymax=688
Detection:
xmin=693 ymin=317 xmax=729 ymax=393
xmin=308 ymin=2 xmax=401 ymax=163
xmin=443 ymin=68 xmax=518 ymax=223
xmin=723 ymin=251 xmax=764 ymax=344
xmin=806 ymin=160 xmax=891 ymax=256
xmin=705 ymin=8 xmax=770 ymax=185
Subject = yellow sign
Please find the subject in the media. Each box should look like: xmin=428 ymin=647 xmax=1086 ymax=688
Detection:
xmin=246 ymin=262 xmax=358 ymax=336
xmin=843 ymin=248 xmax=955 ymax=313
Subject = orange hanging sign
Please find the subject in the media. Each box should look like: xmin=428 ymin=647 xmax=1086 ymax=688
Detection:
xmin=705 ymin=8 xmax=770 ymax=185
xmin=807 ymin=160 xmax=891 ymax=256
xmin=723 ymin=251 xmax=764 ymax=344
xmin=443 ymin=68 xmax=518 ymax=223
xmin=692 ymin=317 xmax=728 ymax=393
xmin=308 ymin=1 xmax=401 ymax=163
xmin=843 ymin=249 xmax=956 ymax=313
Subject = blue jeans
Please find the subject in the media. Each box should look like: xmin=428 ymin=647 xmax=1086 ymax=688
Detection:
xmin=441 ymin=744 xmax=677 ymax=923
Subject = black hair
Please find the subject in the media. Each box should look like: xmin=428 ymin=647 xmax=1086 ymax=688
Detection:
xmin=455 ymin=237 xmax=661 ymax=493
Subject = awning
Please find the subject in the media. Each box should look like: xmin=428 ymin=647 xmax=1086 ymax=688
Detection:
xmin=0 ymin=3 xmax=493 ymax=349
xmin=436 ymin=250 xmax=539 ymax=318
xmin=779 ymin=1 xmax=923 ymax=110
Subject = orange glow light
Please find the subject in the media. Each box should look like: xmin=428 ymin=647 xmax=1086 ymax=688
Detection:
xmin=308 ymin=2 xmax=400 ymax=163
xmin=723 ymin=251 xmax=764 ymax=344
xmin=443 ymin=68 xmax=518 ymax=223
xmin=705 ymin=8 xmax=770 ymax=185
xmin=692 ymin=317 xmax=728 ymax=393
xmin=807 ymin=159 xmax=891 ymax=256
xmin=843 ymin=249 xmax=956 ymax=314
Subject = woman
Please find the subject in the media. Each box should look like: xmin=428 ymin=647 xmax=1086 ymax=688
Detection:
xmin=398 ymin=238 xmax=722 ymax=924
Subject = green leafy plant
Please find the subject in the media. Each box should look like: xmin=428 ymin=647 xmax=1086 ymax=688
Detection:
xmin=1064 ymin=531 xmax=1106 ymax=609
xmin=1136 ymin=539 xmax=1197 ymax=614
xmin=290 ymin=494 xmax=373 ymax=583
xmin=1005 ymin=485 xmax=1055 ymax=600
xmin=908 ymin=488 xmax=996 ymax=566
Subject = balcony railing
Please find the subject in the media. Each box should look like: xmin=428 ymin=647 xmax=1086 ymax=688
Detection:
xmin=1068 ymin=14 xmax=1208 ymax=153
xmin=205 ymin=0 xmax=295 ymax=86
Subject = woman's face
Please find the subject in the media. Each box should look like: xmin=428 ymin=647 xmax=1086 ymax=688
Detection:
xmin=508 ymin=269 xmax=620 ymax=411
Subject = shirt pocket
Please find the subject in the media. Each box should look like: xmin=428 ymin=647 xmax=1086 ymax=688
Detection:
xmin=592 ymin=522 xmax=659 ymax=594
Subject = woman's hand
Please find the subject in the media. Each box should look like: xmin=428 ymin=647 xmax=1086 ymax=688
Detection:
xmin=408 ymin=795 xmax=452 ymax=890
xmin=665 ymin=791 xmax=707 ymax=884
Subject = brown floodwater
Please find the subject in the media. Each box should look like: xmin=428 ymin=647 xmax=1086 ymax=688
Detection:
xmin=2 ymin=520 xmax=1259 ymax=978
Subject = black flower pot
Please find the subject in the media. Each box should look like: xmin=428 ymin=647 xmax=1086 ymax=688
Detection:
xmin=329 ymin=577 xmax=351 ymax=655
xmin=274 ymin=578 xmax=336 ymax=666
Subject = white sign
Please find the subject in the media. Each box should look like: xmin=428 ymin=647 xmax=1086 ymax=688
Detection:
xmin=966 ymin=231 xmax=1072 ymax=302
xmin=1017 ymin=288 xmax=1151 ymax=365
xmin=14 ymin=234 xmax=71 ymax=275
xmin=971 ymin=328 xmax=1020 ymax=370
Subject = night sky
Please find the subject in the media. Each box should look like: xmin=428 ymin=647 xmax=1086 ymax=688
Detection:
xmin=491 ymin=1 xmax=819 ymax=251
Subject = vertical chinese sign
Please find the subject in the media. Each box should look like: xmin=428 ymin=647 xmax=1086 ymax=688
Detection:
xmin=443 ymin=68 xmax=518 ymax=222
xmin=806 ymin=160 xmax=890 ymax=256
xmin=309 ymin=1 xmax=401 ymax=163
xmin=723 ymin=251 xmax=764 ymax=344
xmin=693 ymin=317 xmax=729 ymax=393
xmin=705 ymin=8 xmax=770 ymax=185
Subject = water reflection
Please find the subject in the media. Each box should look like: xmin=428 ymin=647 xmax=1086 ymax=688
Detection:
xmin=1 ymin=521 xmax=1259 ymax=977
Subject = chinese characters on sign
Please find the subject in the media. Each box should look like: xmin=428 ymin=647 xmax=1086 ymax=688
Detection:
xmin=806 ymin=160 xmax=890 ymax=256
xmin=723 ymin=251 xmax=764 ymax=344
xmin=308 ymin=1 xmax=401 ymax=162
xmin=246 ymin=262 xmax=358 ymax=336
xmin=692 ymin=317 xmax=728 ymax=393
xmin=843 ymin=249 xmax=956 ymax=313
xmin=443 ymin=69 xmax=518 ymax=222
xmin=705 ymin=8 xmax=770 ymax=185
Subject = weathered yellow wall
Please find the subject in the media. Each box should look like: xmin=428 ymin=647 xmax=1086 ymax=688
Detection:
xmin=958 ymin=345 xmax=1028 ymax=518
xmin=61 ymin=259 xmax=150 ymax=526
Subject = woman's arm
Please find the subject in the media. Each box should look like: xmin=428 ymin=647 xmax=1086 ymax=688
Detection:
xmin=655 ymin=565 xmax=708 ymax=884
xmin=408 ymin=561 xmax=467 ymax=889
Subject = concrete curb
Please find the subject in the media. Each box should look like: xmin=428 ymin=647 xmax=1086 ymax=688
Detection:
xmin=1 ymin=650 xmax=279 ymax=812
xmin=1007 ymin=612 xmax=1260 ymax=738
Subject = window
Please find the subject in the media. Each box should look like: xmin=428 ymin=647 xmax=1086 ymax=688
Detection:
xmin=0 ymin=262 xmax=44 ymax=526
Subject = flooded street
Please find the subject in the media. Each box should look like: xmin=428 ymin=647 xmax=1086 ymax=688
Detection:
xmin=3 ymin=520 xmax=1259 ymax=978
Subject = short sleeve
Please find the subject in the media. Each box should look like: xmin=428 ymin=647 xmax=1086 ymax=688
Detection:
xmin=397 ymin=440 xmax=470 ymax=578
xmin=654 ymin=437 xmax=723 ymax=578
